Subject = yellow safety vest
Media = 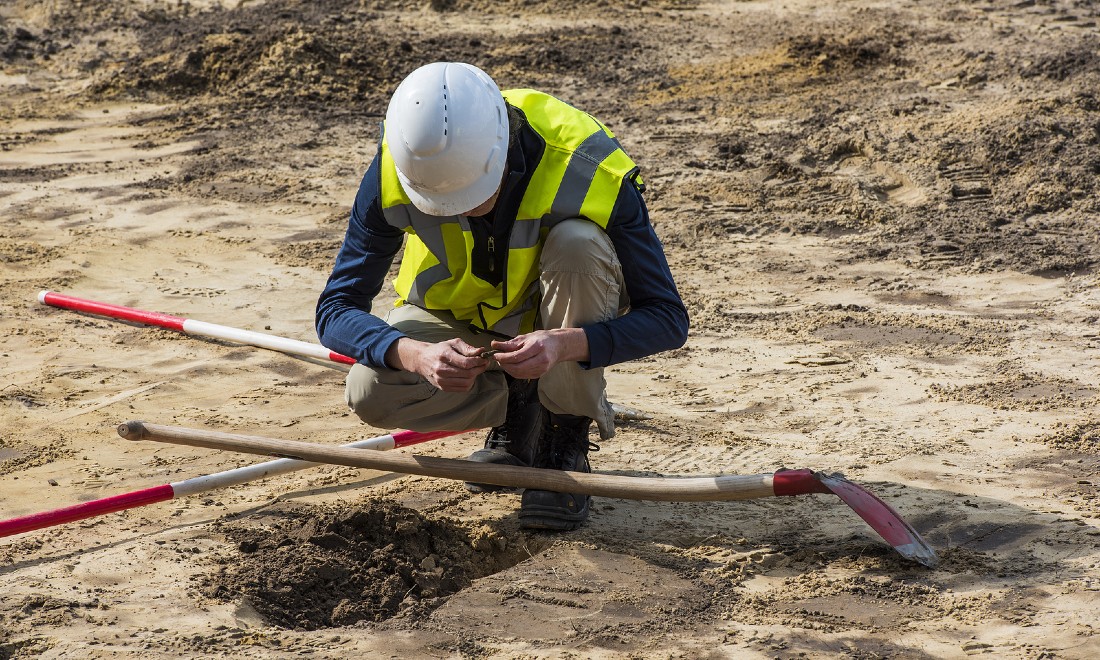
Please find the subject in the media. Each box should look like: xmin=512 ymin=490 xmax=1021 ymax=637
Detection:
xmin=379 ymin=89 xmax=639 ymax=336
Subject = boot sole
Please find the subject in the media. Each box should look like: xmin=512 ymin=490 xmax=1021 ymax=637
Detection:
xmin=518 ymin=501 xmax=590 ymax=531
xmin=464 ymin=448 xmax=527 ymax=493
xmin=464 ymin=482 xmax=518 ymax=494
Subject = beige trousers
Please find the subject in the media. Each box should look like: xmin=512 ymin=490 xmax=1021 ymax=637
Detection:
xmin=345 ymin=219 xmax=625 ymax=439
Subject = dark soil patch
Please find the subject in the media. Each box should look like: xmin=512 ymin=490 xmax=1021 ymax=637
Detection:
xmin=38 ymin=0 xmax=655 ymax=121
xmin=202 ymin=499 xmax=534 ymax=630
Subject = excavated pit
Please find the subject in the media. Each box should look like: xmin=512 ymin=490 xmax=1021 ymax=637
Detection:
xmin=201 ymin=499 xmax=543 ymax=630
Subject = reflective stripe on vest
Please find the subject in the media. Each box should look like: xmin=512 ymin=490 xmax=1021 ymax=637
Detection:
xmin=379 ymin=89 xmax=638 ymax=335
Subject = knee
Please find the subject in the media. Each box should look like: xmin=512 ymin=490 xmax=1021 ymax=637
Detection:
xmin=542 ymin=219 xmax=617 ymax=272
xmin=346 ymin=384 xmax=389 ymax=427
xmin=344 ymin=364 xmax=431 ymax=428
xmin=345 ymin=378 xmax=390 ymax=427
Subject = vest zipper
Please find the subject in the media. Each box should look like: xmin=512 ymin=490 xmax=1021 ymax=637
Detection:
xmin=487 ymin=236 xmax=496 ymax=273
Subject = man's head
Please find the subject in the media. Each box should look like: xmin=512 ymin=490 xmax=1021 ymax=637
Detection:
xmin=385 ymin=62 xmax=508 ymax=216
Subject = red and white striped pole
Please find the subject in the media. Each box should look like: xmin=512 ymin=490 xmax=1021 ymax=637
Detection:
xmin=0 ymin=428 xmax=465 ymax=539
xmin=36 ymin=291 xmax=653 ymax=422
xmin=37 ymin=291 xmax=356 ymax=366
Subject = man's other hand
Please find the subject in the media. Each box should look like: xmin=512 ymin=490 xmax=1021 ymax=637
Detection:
xmin=387 ymin=337 xmax=489 ymax=392
xmin=490 ymin=328 xmax=589 ymax=380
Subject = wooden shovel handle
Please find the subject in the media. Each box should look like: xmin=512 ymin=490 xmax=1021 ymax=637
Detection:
xmin=119 ymin=421 xmax=777 ymax=502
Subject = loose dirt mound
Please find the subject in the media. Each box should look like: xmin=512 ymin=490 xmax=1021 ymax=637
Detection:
xmin=202 ymin=500 xmax=526 ymax=630
xmin=15 ymin=0 xmax=650 ymax=120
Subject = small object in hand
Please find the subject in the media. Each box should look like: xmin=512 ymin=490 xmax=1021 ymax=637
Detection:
xmin=479 ymin=349 xmax=499 ymax=359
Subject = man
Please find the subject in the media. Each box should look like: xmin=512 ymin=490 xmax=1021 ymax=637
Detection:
xmin=316 ymin=62 xmax=688 ymax=530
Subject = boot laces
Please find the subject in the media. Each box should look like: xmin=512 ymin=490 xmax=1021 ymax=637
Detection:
xmin=485 ymin=378 xmax=539 ymax=453
xmin=484 ymin=426 xmax=509 ymax=450
xmin=543 ymin=423 xmax=598 ymax=471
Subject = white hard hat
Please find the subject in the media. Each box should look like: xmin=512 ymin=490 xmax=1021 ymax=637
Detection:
xmin=385 ymin=62 xmax=509 ymax=216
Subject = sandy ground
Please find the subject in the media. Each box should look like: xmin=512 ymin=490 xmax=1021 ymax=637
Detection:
xmin=2 ymin=0 xmax=1100 ymax=657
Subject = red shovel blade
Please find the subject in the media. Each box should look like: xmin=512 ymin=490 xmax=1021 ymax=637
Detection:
xmin=774 ymin=469 xmax=938 ymax=567
xmin=818 ymin=473 xmax=938 ymax=567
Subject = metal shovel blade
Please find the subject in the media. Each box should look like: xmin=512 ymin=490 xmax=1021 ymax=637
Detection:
xmin=773 ymin=469 xmax=937 ymax=567
xmin=818 ymin=472 xmax=938 ymax=567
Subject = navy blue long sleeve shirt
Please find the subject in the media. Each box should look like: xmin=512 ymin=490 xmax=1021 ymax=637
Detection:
xmin=316 ymin=143 xmax=688 ymax=370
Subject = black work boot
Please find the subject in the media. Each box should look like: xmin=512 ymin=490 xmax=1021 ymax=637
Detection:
xmin=464 ymin=377 xmax=544 ymax=493
xmin=519 ymin=412 xmax=597 ymax=530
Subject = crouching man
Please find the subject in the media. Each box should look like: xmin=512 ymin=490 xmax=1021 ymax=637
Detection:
xmin=316 ymin=62 xmax=688 ymax=530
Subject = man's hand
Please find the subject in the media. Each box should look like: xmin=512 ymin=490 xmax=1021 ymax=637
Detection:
xmin=490 ymin=328 xmax=589 ymax=380
xmin=386 ymin=337 xmax=489 ymax=392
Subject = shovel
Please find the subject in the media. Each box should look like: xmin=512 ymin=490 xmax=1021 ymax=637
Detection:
xmin=118 ymin=420 xmax=938 ymax=567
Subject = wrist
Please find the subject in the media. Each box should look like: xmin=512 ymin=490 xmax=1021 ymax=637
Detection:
xmin=385 ymin=337 xmax=427 ymax=371
xmin=553 ymin=327 xmax=590 ymax=362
